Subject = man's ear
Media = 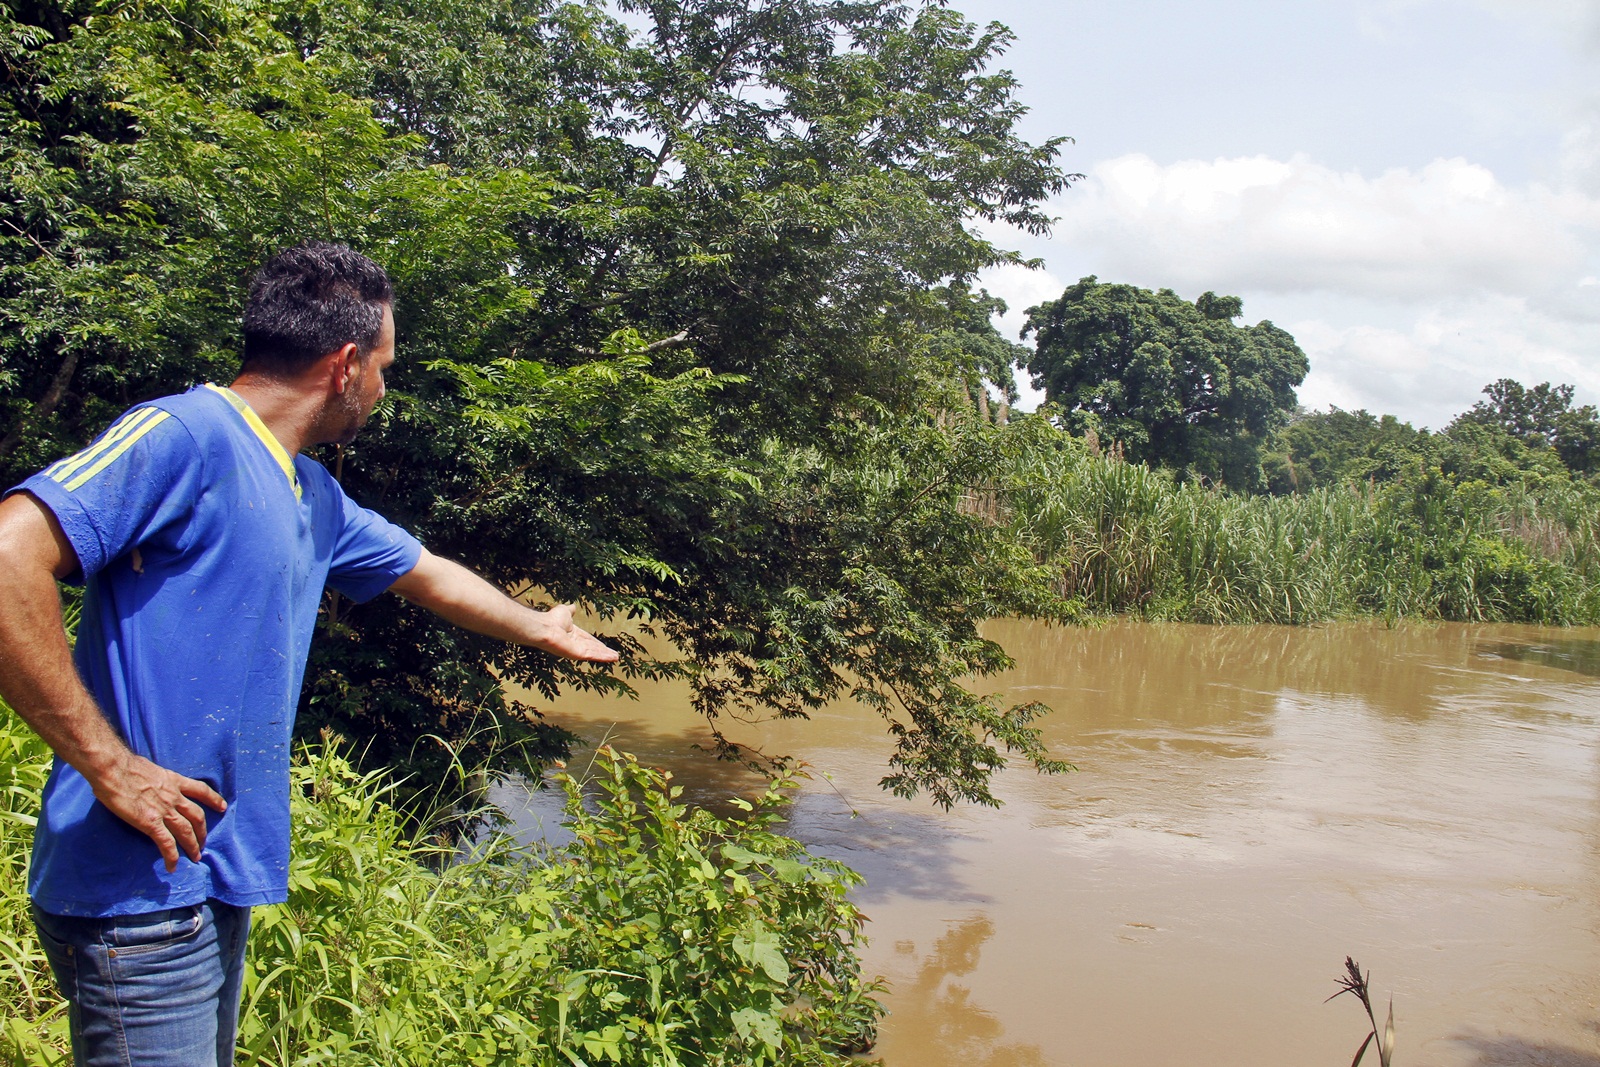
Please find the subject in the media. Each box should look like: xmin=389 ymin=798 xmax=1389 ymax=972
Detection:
xmin=329 ymin=342 xmax=360 ymax=394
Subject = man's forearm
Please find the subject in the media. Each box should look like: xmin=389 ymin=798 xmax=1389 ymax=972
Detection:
xmin=390 ymin=552 xmax=545 ymax=642
xmin=389 ymin=549 xmax=619 ymax=662
xmin=0 ymin=494 xmax=129 ymax=780
xmin=0 ymin=593 xmax=130 ymax=780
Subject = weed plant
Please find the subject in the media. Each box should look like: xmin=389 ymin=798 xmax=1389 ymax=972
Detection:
xmin=0 ymin=709 xmax=881 ymax=1066
xmin=1329 ymin=957 xmax=1394 ymax=1067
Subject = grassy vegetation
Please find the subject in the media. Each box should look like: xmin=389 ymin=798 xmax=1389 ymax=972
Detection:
xmin=0 ymin=711 xmax=881 ymax=1067
xmin=1000 ymin=421 xmax=1600 ymax=625
xmin=0 ymin=715 xmax=66 ymax=1064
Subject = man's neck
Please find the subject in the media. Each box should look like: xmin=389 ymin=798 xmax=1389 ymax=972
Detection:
xmin=225 ymin=373 xmax=323 ymax=456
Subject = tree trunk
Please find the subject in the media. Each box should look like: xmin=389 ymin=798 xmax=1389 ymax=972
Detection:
xmin=0 ymin=347 xmax=81 ymax=458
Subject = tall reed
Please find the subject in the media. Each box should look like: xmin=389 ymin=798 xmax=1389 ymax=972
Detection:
xmin=1004 ymin=429 xmax=1600 ymax=625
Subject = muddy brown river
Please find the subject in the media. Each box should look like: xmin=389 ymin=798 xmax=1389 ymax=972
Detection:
xmin=497 ymin=620 xmax=1600 ymax=1066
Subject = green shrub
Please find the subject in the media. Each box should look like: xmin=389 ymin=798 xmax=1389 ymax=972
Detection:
xmin=0 ymin=710 xmax=880 ymax=1066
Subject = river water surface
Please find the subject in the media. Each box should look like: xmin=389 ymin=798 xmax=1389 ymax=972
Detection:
xmin=498 ymin=621 xmax=1600 ymax=1066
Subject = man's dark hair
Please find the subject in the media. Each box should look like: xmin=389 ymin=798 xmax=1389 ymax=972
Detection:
xmin=242 ymin=241 xmax=393 ymax=374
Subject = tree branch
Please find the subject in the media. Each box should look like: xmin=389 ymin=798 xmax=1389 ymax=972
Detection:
xmin=2 ymin=217 xmax=57 ymax=261
xmin=571 ymin=330 xmax=691 ymax=358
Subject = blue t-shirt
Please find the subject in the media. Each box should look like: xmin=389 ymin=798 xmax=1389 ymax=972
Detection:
xmin=12 ymin=384 xmax=422 ymax=916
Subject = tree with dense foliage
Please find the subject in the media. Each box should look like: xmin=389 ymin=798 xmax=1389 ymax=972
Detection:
xmin=1268 ymin=379 xmax=1600 ymax=498
xmin=1 ymin=0 xmax=1074 ymax=805
xmin=1021 ymin=277 xmax=1308 ymax=490
xmin=1448 ymin=379 xmax=1600 ymax=476
xmin=1265 ymin=407 xmax=1428 ymax=493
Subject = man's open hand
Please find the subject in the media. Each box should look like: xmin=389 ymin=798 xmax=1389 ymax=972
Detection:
xmin=532 ymin=604 xmax=619 ymax=663
xmin=89 ymin=753 xmax=228 ymax=873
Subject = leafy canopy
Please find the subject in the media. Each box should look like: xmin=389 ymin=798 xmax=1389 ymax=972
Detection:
xmin=1022 ymin=277 xmax=1308 ymax=490
xmin=1 ymin=0 xmax=1075 ymax=805
xmin=1268 ymin=378 xmax=1600 ymax=497
xmin=1448 ymin=378 xmax=1600 ymax=476
xmin=1265 ymin=407 xmax=1427 ymax=493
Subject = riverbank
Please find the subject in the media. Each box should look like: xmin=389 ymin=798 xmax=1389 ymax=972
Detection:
xmin=0 ymin=711 xmax=881 ymax=1067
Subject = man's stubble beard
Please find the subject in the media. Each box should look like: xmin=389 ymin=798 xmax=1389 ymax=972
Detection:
xmin=337 ymin=390 xmax=369 ymax=445
xmin=319 ymin=387 xmax=370 ymax=447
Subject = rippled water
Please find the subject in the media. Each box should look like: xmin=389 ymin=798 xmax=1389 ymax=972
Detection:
xmin=498 ymin=621 xmax=1600 ymax=1066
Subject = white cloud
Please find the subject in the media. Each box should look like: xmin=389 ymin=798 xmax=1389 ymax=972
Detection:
xmin=978 ymin=151 xmax=1600 ymax=423
xmin=1294 ymin=294 xmax=1600 ymax=428
xmin=1474 ymin=0 xmax=1600 ymax=41
xmin=979 ymin=262 xmax=1064 ymax=411
xmin=1048 ymin=153 xmax=1599 ymax=304
xmin=1554 ymin=94 xmax=1600 ymax=196
xmin=1360 ymin=0 xmax=1600 ymax=45
xmin=980 ymin=262 xmax=1064 ymax=343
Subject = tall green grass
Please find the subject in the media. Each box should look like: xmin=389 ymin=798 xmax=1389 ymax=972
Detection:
xmin=1003 ymin=429 xmax=1600 ymax=625
xmin=0 ymin=715 xmax=68 ymax=1065
xmin=0 ymin=709 xmax=881 ymax=1066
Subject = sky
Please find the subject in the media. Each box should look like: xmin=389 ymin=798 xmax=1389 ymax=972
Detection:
xmin=955 ymin=0 xmax=1600 ymax=428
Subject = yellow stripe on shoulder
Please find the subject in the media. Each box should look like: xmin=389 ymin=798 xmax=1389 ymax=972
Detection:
xmin=203 ymin=383 xmax=301 ymax=500
xmin=48 ymin=408 xmax=161 ymax=484
xmin=61 ymin=411 xmax=173 ymax=492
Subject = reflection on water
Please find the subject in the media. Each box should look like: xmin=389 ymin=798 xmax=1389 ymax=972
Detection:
xmin=504 ymin=621 xmax=1600 ymax=1067
xmin=1481 ymin=636 xmax=1600 ymax=678
xmin=884 ymin=917 xmax=1047 ymax=1067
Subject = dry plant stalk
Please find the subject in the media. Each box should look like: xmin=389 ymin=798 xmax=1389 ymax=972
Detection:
xmin=1328 ymin=956 xmax=1395 ymax=1067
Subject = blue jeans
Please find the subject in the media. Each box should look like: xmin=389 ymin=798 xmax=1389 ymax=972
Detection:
xmin=32 ymin=900 xmax=251 ymax=1067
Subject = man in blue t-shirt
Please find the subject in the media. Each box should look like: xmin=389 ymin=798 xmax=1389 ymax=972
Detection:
xmin=0 ymin=242 xmax=618 ymax=1066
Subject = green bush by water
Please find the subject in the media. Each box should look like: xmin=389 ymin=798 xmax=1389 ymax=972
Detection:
xmin=0 ymin=710 xmax=881 ymax=1066
xmin=1004 ymin=422 xmax=1600 ymax=625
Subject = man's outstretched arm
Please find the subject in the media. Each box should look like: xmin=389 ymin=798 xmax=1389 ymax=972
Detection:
xmin=0 ymin=492 xmax=226 ymax=872
xmin=388 ymin=548 xmax=619 ymax=663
